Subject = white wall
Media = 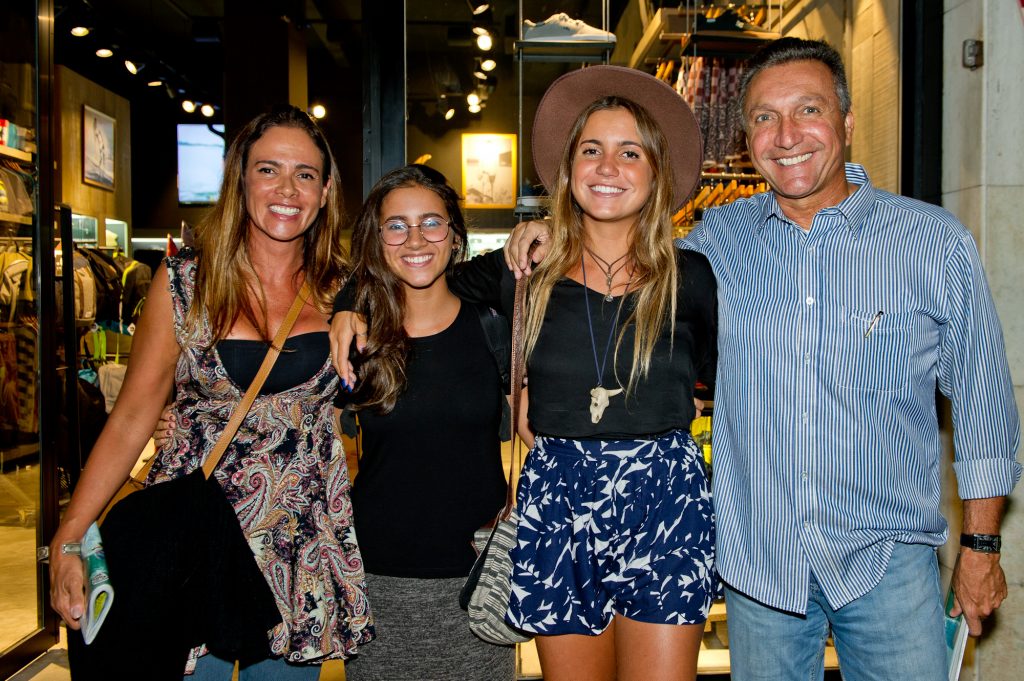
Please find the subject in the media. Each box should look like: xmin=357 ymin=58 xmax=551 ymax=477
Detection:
xmin=942 ymin=1 xmax=1024 ymax=678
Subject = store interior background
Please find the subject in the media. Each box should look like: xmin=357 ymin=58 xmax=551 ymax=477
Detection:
xmin=1 ymin=0 xmax=1022 ymax=678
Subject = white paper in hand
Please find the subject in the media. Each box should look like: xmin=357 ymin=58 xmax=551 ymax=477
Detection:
xmin=944 ymin=587 xmax=969 ymax=681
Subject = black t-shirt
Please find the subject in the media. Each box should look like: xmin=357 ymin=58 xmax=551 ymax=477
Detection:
xmin=447 ymin=248 xmax=717 ymax=438
xmin=347 ymin=302 xmax=507 ymax=578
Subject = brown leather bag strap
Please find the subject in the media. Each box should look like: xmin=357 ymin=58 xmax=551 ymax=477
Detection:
xmin=200 ymin=282 xmax=310 ymax=478
xmin=499 ymin=255 xmax=531 ymax=520
xmin=99 ymin=282 xmax=311 ymax=523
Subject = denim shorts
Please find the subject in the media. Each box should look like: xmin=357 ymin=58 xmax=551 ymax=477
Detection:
xmin=505 ymin=431 xmax=718 ymax=635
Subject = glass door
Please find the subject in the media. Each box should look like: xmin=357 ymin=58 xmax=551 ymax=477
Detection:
xmin=0 ymin=0 xmax=60 ymax=675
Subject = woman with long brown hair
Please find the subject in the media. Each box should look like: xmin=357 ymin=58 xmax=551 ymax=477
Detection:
xmin=50 ymin=105 xmax=372 ymax=679
xmin=337 ymin=164 xmax=515 ymax=681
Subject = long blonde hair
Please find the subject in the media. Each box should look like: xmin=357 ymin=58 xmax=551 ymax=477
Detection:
xmin=524 ymin=97 xmax=678 ymax=394
xmin=185 ymin=106 xmax=347 ymax=344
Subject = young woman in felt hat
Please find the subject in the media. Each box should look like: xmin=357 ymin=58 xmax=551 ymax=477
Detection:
xmin=331 ymin=66 xmax=718 ymax=681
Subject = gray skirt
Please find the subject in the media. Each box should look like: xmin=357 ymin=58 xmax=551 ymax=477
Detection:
xmin=344 ymin=573 xmax=516 ymax=681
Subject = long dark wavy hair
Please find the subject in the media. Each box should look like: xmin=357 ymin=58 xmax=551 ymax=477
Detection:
xmin=348 ymin=164 xmax=467 ymax=413
xmin=186 ymin=105 xmax=347 ymax=345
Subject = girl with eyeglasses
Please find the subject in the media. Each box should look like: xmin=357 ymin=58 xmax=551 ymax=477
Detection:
xmin=337 ymin=163 xmax=516 ymax=680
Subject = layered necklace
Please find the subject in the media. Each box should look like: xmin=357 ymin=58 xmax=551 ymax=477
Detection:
xmin=581 ymin=251 xmax=633 ymax=424
xmin=584 ymin=246 xmax=631 ymax=302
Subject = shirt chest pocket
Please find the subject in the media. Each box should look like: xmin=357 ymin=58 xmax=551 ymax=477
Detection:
xmin=832 ymin=308 xmax=917 ymax=392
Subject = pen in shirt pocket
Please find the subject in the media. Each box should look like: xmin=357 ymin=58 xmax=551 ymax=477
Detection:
xmin=863 ymin=311 xmax=884 ymax=338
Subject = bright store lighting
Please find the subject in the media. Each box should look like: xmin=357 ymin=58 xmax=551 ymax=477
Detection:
xmin=476 ymin=34 xmax=492 ymax=51
xmin=481 ymin=59 xmax=496 ymax=71
xmin=200 ymin=104 xmax=215 ymax=118
xmin=466 ymin=93 xmax=481 ymax=107
xmin=444 ymin=108 xmax=455 ymax=121
xmin=71 ymin=26 xmax=90 ymax=37
xmin=310 ymin=104 xmax=327 ymax=119
xmin=181 ymin=100 xmax=196 ymax=113
xmin=95 ymin=48 xmax=113 ymax=58
xmin=124 ymin=60 xmax=138 ymax=74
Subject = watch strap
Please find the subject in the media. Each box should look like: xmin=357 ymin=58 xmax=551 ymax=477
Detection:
xmin=960 ymin=533 xmax=1001 ymax=553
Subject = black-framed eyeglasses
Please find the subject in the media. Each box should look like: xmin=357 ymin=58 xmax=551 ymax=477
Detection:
xmin=379 ymin=217 xmax=452 ymax=246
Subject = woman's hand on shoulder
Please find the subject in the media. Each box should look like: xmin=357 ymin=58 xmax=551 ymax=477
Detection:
xmin=503 ymin=220 xmax=552 ymax=278
xmin=329 ymin=312 xmax=367 ymax=389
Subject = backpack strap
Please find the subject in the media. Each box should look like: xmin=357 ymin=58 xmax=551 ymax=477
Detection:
xmin=473 ymin=302 xmax=512 ymax=442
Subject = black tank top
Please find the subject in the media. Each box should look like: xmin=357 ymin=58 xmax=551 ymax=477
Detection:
xmin=218 ymin=331 xmax=329 ymax=394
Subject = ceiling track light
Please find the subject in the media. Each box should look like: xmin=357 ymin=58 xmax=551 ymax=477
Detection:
xmin=124 ymin=59 xmax=142 ymax=75
xmin=95 ymin=47 xmax=113 ymax=58
xmin=181 ymin=99 xmax=196 ymax=113
xmin=467 ymin=2 xmax=490 ymax=15
xmin=200 ymin=103 xmax=215 ymax=118
xmin=481 ymin=58 xmax=497 ymax=71
xmin=476 ymin=33 xmax=493 ymax=51
xmin=70 ymin=26 xmax=90 ymax=37
xmin=310 ymin=104 xmax=326 ymax=119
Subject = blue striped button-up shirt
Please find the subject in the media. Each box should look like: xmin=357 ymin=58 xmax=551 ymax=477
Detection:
xmin=679 ymin=163 xmax=1021 ymax=613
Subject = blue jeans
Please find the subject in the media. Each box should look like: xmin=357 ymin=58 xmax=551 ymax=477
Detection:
xmin=725 ymin=542 xmax=946 ymax=681
xmin=188 ymin=653 xmax=320 ymax=681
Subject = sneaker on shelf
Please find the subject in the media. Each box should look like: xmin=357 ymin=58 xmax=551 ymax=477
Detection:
xmin=522 ymin=13 xmax=616 ymax=43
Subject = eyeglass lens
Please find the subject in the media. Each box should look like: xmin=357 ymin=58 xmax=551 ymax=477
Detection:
xmin=380 ymin=218 xmax=450 ymax=245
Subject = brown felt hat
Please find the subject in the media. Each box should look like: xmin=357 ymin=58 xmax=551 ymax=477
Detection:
xmin=532 ymin=65 xmax=703 ymax=211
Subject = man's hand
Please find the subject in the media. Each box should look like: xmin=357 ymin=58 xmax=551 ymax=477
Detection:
xmin=329 ymin=311 xmax=367 ymax=389
xmin=503 ymin=220 xmax=552 ymax=278
xmin=950 ymin=549 xmax=1008 ymax=636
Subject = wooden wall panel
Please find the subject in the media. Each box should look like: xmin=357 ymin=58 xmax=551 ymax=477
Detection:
xmin=56 ymin=66 xmax=131 ymax=245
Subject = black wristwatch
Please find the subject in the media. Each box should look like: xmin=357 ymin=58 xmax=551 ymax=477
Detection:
xmin=960 ymin=533 xmax=1001 ymax=554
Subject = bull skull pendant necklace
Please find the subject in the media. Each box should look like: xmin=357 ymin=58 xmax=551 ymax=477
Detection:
xmin=582 ymin=252 xmax=632 ymax=423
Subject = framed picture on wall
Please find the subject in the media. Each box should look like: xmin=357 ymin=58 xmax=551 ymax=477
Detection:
xmin=83 ymin=105 xmax=115 ymax=190
xmin=461 ymin=133 xmax=516 ymax=209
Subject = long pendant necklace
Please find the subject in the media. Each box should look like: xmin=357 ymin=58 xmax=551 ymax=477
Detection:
xmin=581 ymin=252 xmax=632 ymax=424
xmin=585 ymin=247 xmax=630 ymax=302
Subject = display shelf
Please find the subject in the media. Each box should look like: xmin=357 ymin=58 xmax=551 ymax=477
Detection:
xmin=0 ymin=145 xmax=32 ymax=163
xmin=0 ymin=212 xmax=32 ymax=225
xmin=680 ymin=29 xmax=778 ymax=57
xmin=628 ymin=7 xmax=691 ymax=69
xmin=514 ymin=40 xmax=615 ymax=63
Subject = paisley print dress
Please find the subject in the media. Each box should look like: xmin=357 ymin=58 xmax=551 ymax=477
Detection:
xmin=149 ymin=251 xmax=373 ymax=665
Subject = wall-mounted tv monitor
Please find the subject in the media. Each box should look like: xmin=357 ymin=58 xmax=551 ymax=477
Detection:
xmin=177 ymin=123 xmax=225 ymax=204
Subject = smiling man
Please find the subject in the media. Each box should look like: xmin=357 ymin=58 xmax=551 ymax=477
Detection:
xmin=680 ymin=38 xmax=1021 ymax=680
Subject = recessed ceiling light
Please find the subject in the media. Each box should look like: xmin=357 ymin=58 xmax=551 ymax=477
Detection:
xmin=71 ymin=26 xmax=90 ymax=37
xmin=95 ymin=48 xmax=113 ymax=58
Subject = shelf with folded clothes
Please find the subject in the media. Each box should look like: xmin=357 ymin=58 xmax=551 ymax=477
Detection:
xmin=0 ymin=212 xmax=31 ymax=226
xmin=0 ymin=146 xmax=32 ymax=163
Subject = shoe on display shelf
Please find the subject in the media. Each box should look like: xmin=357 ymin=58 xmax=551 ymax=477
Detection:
xmin=522 ymin=13 xmax=616 ymax=43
